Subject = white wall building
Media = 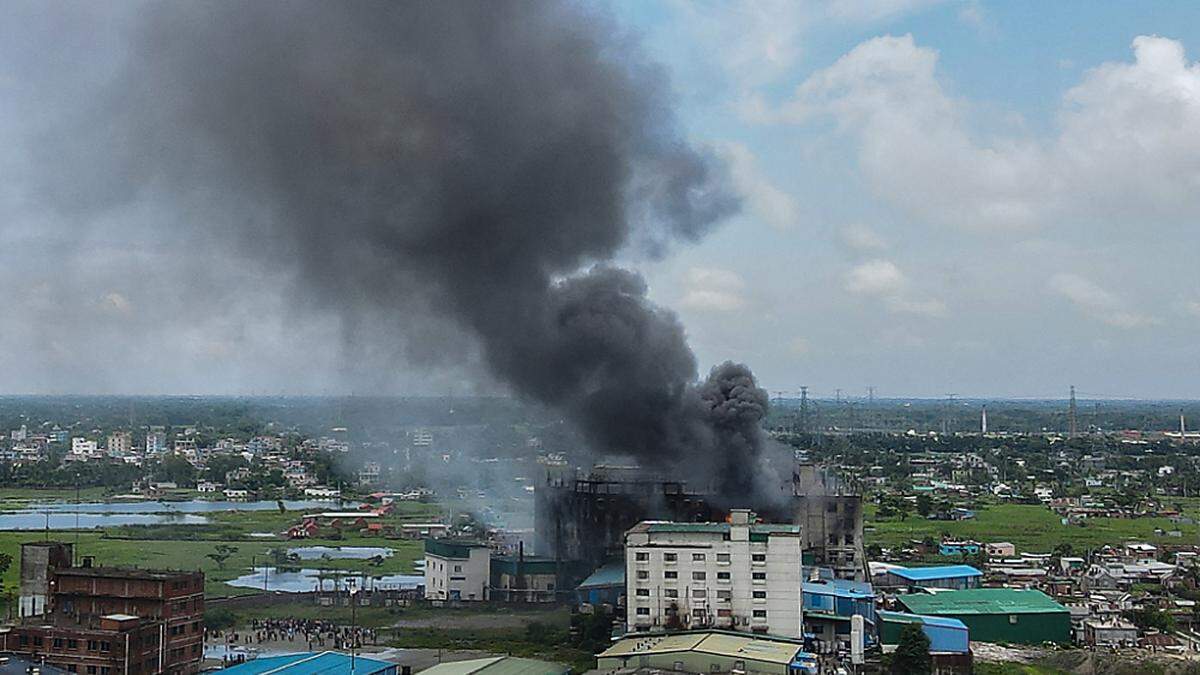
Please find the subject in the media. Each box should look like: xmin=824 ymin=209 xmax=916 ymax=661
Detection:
xmin=424 ymin=539 xmax=490 ymax=601
xmin=625 ymin=509 xmax=804 ymax=638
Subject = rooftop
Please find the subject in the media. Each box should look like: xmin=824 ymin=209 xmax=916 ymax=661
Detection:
xmin=599 ymin=631 xmax=805 ymax=666
xmin=0 ymin=653 xmax=71 ymax=675
xmin=57 ymin=566 xmax=198 ymax=581
xmin=878 ymin=611 xmax=969 ymax=631
xmin=629 ymin=522 xmax=801 ymax=536
xmin=417 ymin=656 xmax=568 ymax=675
xmin=218 ymin=652 xmax=394 ymax=675
xmin=898 ymin=589 xmax=1069 ymax=616
xmin=577 ymin=561 xmax=625 ymax=589
xmin=889 ymin=565 xmax=982 ymax=581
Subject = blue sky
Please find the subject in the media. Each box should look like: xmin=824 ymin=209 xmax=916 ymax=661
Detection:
xmin=605 ymin=0 xmax=1200 ymax=399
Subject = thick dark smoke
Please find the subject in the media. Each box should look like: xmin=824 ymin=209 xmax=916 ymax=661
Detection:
xmin=35 ymin=2 xmax=776 ymax=497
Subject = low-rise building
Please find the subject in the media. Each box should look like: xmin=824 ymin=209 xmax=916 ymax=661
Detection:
xmin=423 ymin=539 xmax=490 ymax=601
xmin=597 ymin=631 xmax=816 ymax=675
xmin=898 ymin=588 xmax=1071 ymax=645
xmin=878 ymin=565 xmax=982 ymax=591
xmin=1083 ymin=618 xmax=1138 ymax=647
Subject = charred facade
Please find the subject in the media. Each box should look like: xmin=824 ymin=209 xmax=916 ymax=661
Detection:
xmin=536 ymin=461 xmax=865 ymax=581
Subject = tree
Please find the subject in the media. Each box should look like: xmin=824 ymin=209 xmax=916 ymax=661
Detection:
xmin=890 ymin=624 xmax=932 ymax=674
xmin=915 ymin=494 xmax=933 ymax=518
xmin=206 ymin=544 xmax=238 ymax=570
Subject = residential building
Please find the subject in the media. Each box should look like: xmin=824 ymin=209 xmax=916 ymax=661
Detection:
xmin=423 ymin=539 xmax=490 ymax=601
xmin=145 ymin=432 xmax=166 ymax=455
xmin=625 ymin=509 xmax=804 ymax=638
xmin=1083 ymin=618 xmax=1138 ymax=647
xmin=106 ymin=432 xmax=132 ymax=457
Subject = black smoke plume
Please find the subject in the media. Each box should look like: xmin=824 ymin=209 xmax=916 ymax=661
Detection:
xmin=37 ymin=2 xmax=775 ymax=498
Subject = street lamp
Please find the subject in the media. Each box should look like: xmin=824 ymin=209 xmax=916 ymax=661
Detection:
xmin=348 ymin=579 xmax=359 ymax=673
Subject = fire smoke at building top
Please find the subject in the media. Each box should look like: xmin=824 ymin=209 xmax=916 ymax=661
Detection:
xmin=24 ymin=2 xmax=781 ymax=500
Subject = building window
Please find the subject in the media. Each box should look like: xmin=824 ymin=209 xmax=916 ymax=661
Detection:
xmin=664 ymin=571 xmax=678 ymax=579
xmin=753 ymin=590 xmax=767 ymax=599
xmin=636 ymin=588 xmax=650 ymax=597
xmin=693 ymin=589 xmax=706 ymax=598
xmin=752 ymin=572 xmax=766 ymax=580
xmin=692 ymin=553 xmax=706 ymax=562
xmin=53 ymin=638 xmax=64 ymax=649
xmin=716 ymin=553 xmax=730 ymax=563
xmin=752 ymin=554 xmax=766 ymax=562
xmin=692 ymin=571 xmax=706 ymax=580
xmin=637 ymin=570 xmax=649 ymax=580
xmin=664 ymin=553 xmax=677 ymax=562
xmin=665 ymin=589 xmax=679 ymax=598
xmin=717 ymin=590 xmax=732 ymax=600
xmin=100 ymin=641 xmax=111 ymax=652
xmin=636 ymin=607 xmax=650 ymax=616
xmin=87 ymin=668 xmax=97 ymax=675
xmin=717 ymin=571 xmax=730 ymax=580
xmin=68 ymin=639 xmax=78 ymax=649
xmin=453 ymin=565 xmax=462 ymax=572
xmin=753 ymin=610 xmax=767 ymax=618
xmin=87 ymin=640 xmax=98 ymax=651
xmin=635 ymin=552 xmax=649 ymax=562
xmin=33 ymin=637 xmax=43 ymax=647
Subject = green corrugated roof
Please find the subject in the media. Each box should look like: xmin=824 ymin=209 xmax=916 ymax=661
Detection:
xmin=898 ymin=589 xmax=1068 ymax=616
xmin=418 ymin=657 xmax=568 ymax=675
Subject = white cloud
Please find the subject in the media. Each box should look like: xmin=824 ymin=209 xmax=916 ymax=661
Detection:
xmin=99 ymin=292 xmax=132 ymax=315
xmin=763 ymin=34 xmax=1200 ymax=231
xmin=720 ymin=142 xmax=800 ymax=230
xmin=838 ymin=223 xmax=887 ymax=253
xmin=845 ymin=259 xmax=945 ymax=317
xmin=1049 ymin=273 xmax=1155 ymax=329
xmin=846 ymin=259 xmax=906 ymax=295
xmin=680 ymin=267 xmax=747 ymax=312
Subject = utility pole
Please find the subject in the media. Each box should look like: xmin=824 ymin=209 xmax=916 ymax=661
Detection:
xmin=1068 ymin=385 xmax=1078 ymax=438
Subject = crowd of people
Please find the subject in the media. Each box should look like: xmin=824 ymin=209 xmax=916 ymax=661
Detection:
xmin=209 ymin=617 xmax=379 ymax=654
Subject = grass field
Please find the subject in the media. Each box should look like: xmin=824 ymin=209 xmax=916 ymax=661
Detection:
xmin=866 ymin=501 xmax=1200 ymax=554
xmin=0 ymin=492 xmax=440 ymax=602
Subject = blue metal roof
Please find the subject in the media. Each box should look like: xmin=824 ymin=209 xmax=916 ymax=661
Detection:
xmin=577 ymin=561 xmax=625 ymax=589
xmin=878 ymin=611 xmax=968 ymax=631
xmin=802 ymin=581 xmax=875 ymax=599
xmin=220 ymin=652 xmax=395 ymax=675
xmin=890 ymin=565 xmax=981 ymax=581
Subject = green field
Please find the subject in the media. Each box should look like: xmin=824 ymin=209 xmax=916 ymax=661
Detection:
xmin=866 ymin=501 xmax=1200 ymax=554
xmin=0 ymin=493 xmax=441 ymax=601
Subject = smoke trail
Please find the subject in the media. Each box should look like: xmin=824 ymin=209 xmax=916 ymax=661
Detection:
xmin=34 ymin=1 xmax=774 ymax=496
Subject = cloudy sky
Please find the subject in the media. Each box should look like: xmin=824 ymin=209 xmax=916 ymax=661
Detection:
xmin=619 ymin=0 xmax=1200 ymax=399
xmin=3 ymin=1 xmax=1200 ymax=398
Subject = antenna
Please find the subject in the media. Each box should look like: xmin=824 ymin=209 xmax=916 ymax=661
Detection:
xmin=942 ymin=394 xmax=957 ymax=434
xmin=1068 ymin=385 xmax=1078 ymax=438
xmin=798 ymin=386 xmax=809 ymax=434
xmin=981 ymin=405 xmax=988 ymax=435
xmin=866 ymin=386 xmax=875 ymax=404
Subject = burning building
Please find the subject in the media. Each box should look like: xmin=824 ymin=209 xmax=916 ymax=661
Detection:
xmin=3 ymin=542 xmax=204 ymax=675
xmin=536 ymin=461 xmax=866 ymax=582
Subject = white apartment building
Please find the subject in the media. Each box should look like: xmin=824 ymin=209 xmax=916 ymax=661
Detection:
xmin=70 ymin=437 xmax=99 ymax=457
xmin=146 ymin=431 xmax=166 ymax=454
xmin=625 ymin=509 xmax=804 ymax=638
xmin=424 ymin=539 xmax=490 ymax=601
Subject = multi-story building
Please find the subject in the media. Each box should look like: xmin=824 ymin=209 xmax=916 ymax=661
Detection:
xmin=69 ymin=439 xmax=100 ymax=460
xmin=106 ymin=432 xmax=132 ymax=457
xmin=423 ymin=540 xmax=490 ymax=602
xmin=624 ymin=509 xmax=804 ymax=638
xmin=8 ymin=541 xmax=204 ymax=675
xmin=144 ymin=431 xmax=166 ymax=455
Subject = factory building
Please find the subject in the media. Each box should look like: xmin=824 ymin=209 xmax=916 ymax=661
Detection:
xmin=625 ymin=510 xmax=804 ymax=638
xmin=536 ymin=462 xmax=865 ymax=583
xmin=877 ymin=565 xmax=983 ymax=591
xmin=801 ymin=575 xmax=876 ymax=653
xmin=897 ymin=589 xmax=1071 ymax=645
xmin=423 ymin=540 xmax=490 ymax=602
xmin=878 ymin=611 xmax=972 ymax=674
xmin=5 ymin=541 xmax=204 ymax=675
xmin=596 ymin=631 xmax=817 ymax=675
